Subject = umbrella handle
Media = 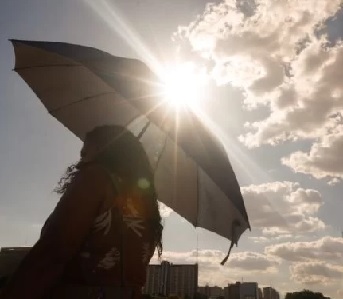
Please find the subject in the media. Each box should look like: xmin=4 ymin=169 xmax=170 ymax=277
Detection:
xmin=220 ymin=242 xmax=234 ymax=266
xmin=220 ymin=220 xmax=240 ymax=265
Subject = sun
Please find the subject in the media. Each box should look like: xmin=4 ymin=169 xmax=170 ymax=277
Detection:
xmin=160 ymin=62 xmax=208 ymax=109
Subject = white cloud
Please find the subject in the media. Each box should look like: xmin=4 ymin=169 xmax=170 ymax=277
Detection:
xmin=239 ymin=42 xmax=343 ymax=148
xmin=266 ymin=237 xmax=343 ymax=294
xmin=176 ymin=0 xmax=343 ymax=183
xmin=282 ymin=124 xmax=343 ymax=183
xmin=290 ymin=261 xmax=343 ymax=285
xmin=265 ymin=236 xmax=343 ymax=262
xmin=150 ymin=249 xmax=223 ymax=266
xmin=178 ymin=0 xmax=341 ymax=96
xmin=249 ymin=236 xmax=270 ymax=243
xmin=241 ymin=182 xmax=325 ymax=237
xmin=227 ymin=251 xmax=280 ymax=272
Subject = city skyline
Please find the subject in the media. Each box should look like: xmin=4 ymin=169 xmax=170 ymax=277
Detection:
xmin=0 ymin=247 xmax=329 ymax=299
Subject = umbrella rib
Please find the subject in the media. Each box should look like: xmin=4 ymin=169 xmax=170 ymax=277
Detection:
xmin=14 ymin=64 xmax=81 ymax=71
xmin=137 ymin=121 xmax=151 ymax=140
xmin=154 ymin=134 xmax=169 ymax=172
xmin=49 ymin=91 xmax=118 ymax=114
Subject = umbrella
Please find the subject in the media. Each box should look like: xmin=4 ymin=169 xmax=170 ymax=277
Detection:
xmin=11 ymin=39 xmax=250 ymax=264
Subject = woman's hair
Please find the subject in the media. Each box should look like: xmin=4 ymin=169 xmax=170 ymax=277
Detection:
xmin=55 ymin=125 xmax=163 ymax=258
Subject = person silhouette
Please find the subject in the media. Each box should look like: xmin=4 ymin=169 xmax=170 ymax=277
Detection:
xmin=0 ymin=125 xmax=163 ymax=299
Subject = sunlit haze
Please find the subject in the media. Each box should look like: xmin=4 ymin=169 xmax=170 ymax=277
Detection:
xmin=160 ymin=62 xmax=208 ymax=110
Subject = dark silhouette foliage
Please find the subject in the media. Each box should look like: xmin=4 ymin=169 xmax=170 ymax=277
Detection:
xmin=285 ymin=289 xmax=330 ymax=299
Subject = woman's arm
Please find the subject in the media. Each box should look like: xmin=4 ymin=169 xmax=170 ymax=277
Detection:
xmin=0 ymin=164 xmax=109 ymax=299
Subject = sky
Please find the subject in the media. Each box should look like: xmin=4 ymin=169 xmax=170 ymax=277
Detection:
xmin=1 ymin=0 xmax=343 ymax=298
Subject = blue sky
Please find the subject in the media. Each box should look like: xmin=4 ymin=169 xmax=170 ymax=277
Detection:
xmin=1 ymin=0 xmax=343 ymax=298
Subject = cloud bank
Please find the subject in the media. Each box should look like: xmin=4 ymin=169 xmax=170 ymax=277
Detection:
xmin=266 ymin=237 xmax=343 ymax=288
xmin=176 ymin=0 xmax=343 ymax=183
xmin=241 ymin=181 xmax=325 ymax=237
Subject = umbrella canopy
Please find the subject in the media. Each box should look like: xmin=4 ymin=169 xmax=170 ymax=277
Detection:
xmin=11 ymin=39 xmax=250 ymax=261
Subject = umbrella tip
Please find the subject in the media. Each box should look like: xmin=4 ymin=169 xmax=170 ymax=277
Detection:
xmin=220 ymin=255 xmax=229 ymax=266
xmin=9 ymin=39 xmax=23 ymax=45
xmin=8 ymin=39 xmax=17 ymax=47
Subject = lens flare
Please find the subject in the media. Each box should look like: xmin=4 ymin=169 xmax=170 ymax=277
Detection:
xmin=160 ymin=62 xmax=208 ymax=109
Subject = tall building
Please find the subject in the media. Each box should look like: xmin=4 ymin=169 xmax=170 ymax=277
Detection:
xmin=227 ymin=282 xmax=241 ymax=299
xmin=198 ymin=285 xmax=210 ymax=298
xmin=258 ymin=288 xmax=263 ymax=299
xmin=225 ymin=282 xmax=263 ymax=299
xmin=144 ymin=261 xmax=198 ymax=299
xmin=224 ymin=286 xmax=229 ymax=299
xmin=198 ymin=285 xmax=224 ymax=298
xmin=144 ymin=264 xmax=162 ymax=296
xmin=263 ymin=287 xmax=280 ymax=299
xmin=169 ymin=263 xmax=198 ymax=299
xmin=239 ymin=282 xmax=260 ymax=299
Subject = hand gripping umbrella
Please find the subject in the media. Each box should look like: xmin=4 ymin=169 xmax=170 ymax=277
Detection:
xmin=11 ymin=40 xmax=250 ymax=264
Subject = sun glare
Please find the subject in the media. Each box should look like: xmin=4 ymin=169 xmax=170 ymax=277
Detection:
xmin=160 ymin=62 xmax=208 ymax=109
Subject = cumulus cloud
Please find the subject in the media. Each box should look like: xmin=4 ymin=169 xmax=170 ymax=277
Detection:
xmin=239 ymin=39 xmax=343 ymax=147
xmin=177 ymin=0 xmax=342 ymax=138
xmin=176 ymin=0 xmax=343 ymax=182
xmin=151 ymin=249 xmax=278 ymax=273
xmin=227 ymin=251 xmax=280 ymax=272
xmin=265 ymin=236 xmax=343 ymax=262
xmin=241 ymin=182 xmax=325 ymax=237
xmin=249 ymin=236 xmax=270 ymax=243
xmin=282 ymin=123 xmax=343 ymax=183
xmin=290 ymin=261 xmax=343 ymax=285
xmin=266 ymin=237 xmax=343 ymax=290
xmin=150 ymin=249 xmax=223 ymax=266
